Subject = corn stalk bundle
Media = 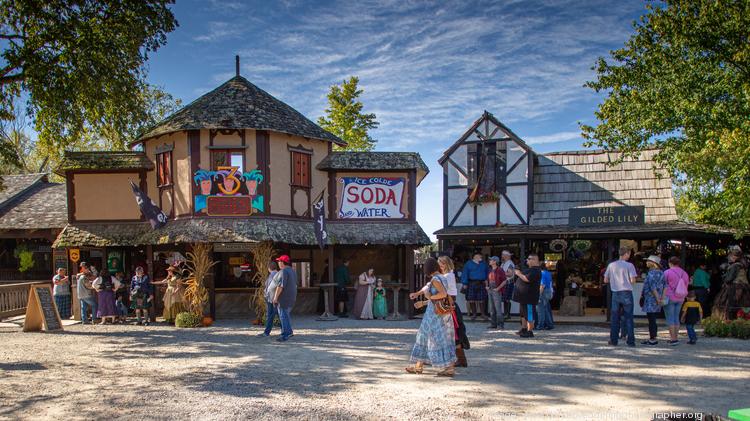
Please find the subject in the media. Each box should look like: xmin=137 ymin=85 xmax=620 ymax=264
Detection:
xmin=184 ymin=243 xmax=218 ymax=316
xmin=250 ymin=241 xmax=276 ymax=320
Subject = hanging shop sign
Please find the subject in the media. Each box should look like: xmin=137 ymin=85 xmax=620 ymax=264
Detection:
xmin=568 ymin=206 xmax=645 ymax=227
xmin=68 ymin=248 xmax=80 ymax=263
xmin=338 ymin=177 xmax=405 ymax=219
xmin=193 ymin=167 xmax=264 ymax=216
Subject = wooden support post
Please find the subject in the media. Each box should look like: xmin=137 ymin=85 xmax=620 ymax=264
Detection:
xmin=145 ymin=245 xmax=155 ymax=322
xmin=520 ymin=239 xmax=527 ymax=269
xmin=681 ymin=236 xmax=688 ymax=265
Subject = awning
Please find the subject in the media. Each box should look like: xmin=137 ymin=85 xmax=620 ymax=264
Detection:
xmin=53 ymin=217 xmax=431 ymax=248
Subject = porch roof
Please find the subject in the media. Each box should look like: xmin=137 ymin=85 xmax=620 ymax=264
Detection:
xmin=53 ymin=218 xmax=431 ymax=248
xmin=434 ymin=221 xmax=740 ymax=240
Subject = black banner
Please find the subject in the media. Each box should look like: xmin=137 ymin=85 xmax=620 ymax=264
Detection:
xmin=568 ymin=206 xmax=645 ymax=227
xmin=130 ymin=180 xmax=168 ymax=229
xmin=313 ymin=190 xmax=327 ymax=250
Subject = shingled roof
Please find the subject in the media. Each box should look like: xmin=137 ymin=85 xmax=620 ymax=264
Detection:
xmin=55 ymin=151 xmax=154 ymax=175
xmin=137 ymin=76 xmax=344 ymax=145
xmin=317 ymin=152 xmax=430 ymax=184
xmin=53 ymin=218 xmax=431 ymax=248
xmin=530 ymin=149 xmax=677 ymax=226
xmin=0 ymin=174 xmax=67 ymax=230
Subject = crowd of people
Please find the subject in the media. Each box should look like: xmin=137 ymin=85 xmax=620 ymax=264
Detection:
xmin=50 ymin=261 xmax=185 ymax=326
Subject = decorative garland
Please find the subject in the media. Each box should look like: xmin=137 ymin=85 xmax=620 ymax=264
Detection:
xmin=572 ymin=240 xmax=592 ymax=252
xmin=550 ymin=239 xmax=568 ymax=253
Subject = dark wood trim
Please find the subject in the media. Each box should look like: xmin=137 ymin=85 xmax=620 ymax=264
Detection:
xmin=408 ymin=169 xmax=416 ymax=222
xmin=506 ymin=181 xmax=529 ymax=187
xmin=155 ymin=143 xmax=174 ymax=154
xmin=66 ymin=172 xmax=76 ymax=223
xmin=446 ymin=157 xmax=468 ymax=178
xmin=66 ymin=169 xmax=149 ymax=175
xmin=473 ymin=200 xmax=478 ymax=226
xmin=447 ymin=185 xmax=470 ymax=189
xmin=287 ymin=143 xmax=314 ymax=155
xmin=188 ymin=130 xmax=201 ymax=216
xmin=241 ymin=129 xmax=246 ymax=179
xmin=328 ymin=171 xmax=337 ymax=220
xmin=256 ymin=130 xmax=271 ymax=214
xmin=507 ymin=151 xmax=528 ymax=176
xmin=448 ymin=197 xmax=470 ymax=227
xmin=139 ymin=170 xmax=150 ymax=221
xmin=527 ymin=153 xmax=534 ymax=223
xmin=442 ymin=165 xmax=448 ymax=229
xmin=206 ymin=145 xmax=249 ymax=150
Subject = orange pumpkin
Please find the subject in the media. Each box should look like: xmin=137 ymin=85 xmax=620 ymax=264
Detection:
xmin=201 ymin=316 xmax=213 ymax=327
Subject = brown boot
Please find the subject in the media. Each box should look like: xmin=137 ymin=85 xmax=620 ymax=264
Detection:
xmin=455 ymin=346 xmax=468 ymax=367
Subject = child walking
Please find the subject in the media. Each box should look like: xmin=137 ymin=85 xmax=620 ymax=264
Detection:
xmin=681 ymin=291 xmax=703 ymax=345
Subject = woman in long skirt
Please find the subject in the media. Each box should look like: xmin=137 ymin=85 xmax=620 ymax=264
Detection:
xmin=94 ymin=270 xmax=118 ymax=324
xmin=352 ymin=268 xmax=376 ymax=320
xmin=152 ymin=265 xmax=187 ymax=324
xmin=406 ymin=258 xmax=457 ymax=377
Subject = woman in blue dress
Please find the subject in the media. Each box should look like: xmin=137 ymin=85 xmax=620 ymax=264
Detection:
xmin=406 ymin=258 xmax=457 ymax=377
xmin=641 ymin=255 xmax=666 ymax=345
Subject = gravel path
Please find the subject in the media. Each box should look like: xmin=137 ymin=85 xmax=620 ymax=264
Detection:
xmin=0 ymin=317 xmax=748 ymax=420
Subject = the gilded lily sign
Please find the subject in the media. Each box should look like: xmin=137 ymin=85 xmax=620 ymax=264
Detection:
xmin=568 ymin=206 xmax=645 ymax=227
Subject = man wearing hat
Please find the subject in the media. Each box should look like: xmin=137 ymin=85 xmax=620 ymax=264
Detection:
xmin=272 ymin=255 xmax=297 ymax=342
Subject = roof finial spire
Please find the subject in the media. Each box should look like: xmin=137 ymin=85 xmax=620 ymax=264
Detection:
xmin=235 ymin=55 xmax=240 ymax=77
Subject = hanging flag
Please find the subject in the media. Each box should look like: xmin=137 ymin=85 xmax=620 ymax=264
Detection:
xmin=130 ymin=180 xmax=168 ymax=229
xmin=312 ymin=190 xmax=327 ymax=250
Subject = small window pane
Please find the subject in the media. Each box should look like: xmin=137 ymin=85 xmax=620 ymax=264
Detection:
xmin=230 ymin=152 xmax=244 ymax=171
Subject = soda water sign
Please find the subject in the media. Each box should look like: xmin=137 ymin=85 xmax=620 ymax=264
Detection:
xmin=339 ymin=177 xmax=405 ymax=219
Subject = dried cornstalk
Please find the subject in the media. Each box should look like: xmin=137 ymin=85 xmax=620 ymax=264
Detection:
xmin=250 ymin=241 xmax=276 ymax=320
xmin=184 ymin=243 xmax=218 ymax=316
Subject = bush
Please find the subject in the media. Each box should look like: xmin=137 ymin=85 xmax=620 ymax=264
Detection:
xmin=702 ymin=317 xmax=750 ymax=339
xmin=175 ymin=312 xmax=201 ymax=328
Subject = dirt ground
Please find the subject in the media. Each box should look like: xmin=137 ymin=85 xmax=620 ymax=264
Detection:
xmin=0 ymin=316 xmax=748 ymax=420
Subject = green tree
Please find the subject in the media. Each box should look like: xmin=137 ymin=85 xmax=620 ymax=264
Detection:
xmin=318 ymin=76 xmax=379 ymax=151
xmin=0 ymin=0 xmax=178 ymax=156
xmin=581 ymin=0 xmax=750 ymax=234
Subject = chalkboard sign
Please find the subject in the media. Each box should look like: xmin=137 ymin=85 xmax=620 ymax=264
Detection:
xmin=23 ymin=285 xmax=63 ymax=332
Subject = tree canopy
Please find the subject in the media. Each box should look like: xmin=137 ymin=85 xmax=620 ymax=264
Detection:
xmin=0 ymin=0 xmax=178 ymax=158
xmin=581 ymin=0 xmax=750 ymax=234
xmin=318 ymin=76 xmax=379 ymax=152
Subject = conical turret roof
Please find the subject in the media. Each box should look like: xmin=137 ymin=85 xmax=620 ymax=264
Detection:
xmin=138 ymin=76 xmax=344 ymax=145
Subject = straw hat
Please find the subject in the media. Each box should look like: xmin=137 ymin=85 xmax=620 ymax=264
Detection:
xmin=646 ymin=255 xmax=661 ymax=267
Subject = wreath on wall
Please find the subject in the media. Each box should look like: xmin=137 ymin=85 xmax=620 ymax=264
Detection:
xmin=572 ymin=240 xmax=592 ymax=252
xmin=550 ymin=239 xmax=568 ymax=253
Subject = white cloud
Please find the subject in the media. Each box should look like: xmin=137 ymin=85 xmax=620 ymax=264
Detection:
xmin=194 ymin=21 xmax=244 ymax=42
xmin=524 ymin=130 xmax=585 ymax=145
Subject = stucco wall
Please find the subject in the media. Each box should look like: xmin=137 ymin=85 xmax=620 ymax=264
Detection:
xmin=73 ymin=172 xmax=141 ymax=220
xmin=268 ymin=133 xmax=328 ymax=216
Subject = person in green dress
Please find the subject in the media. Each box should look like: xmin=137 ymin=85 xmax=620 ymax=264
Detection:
xmin=373 ymin=279 xmax=387 ymax=319
xmin=690 ymin=261 xmax=711 ymax=312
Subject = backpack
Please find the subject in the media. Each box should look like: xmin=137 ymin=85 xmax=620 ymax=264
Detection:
xmin=672 ymin=270 xmax=689 ymax=300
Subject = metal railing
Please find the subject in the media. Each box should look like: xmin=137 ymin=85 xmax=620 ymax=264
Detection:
xmin=0 ymin=282 xmax=51 ymax=319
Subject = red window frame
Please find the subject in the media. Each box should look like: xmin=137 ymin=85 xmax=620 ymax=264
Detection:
xmin=156 ymin=151 xmax=172 ymax=187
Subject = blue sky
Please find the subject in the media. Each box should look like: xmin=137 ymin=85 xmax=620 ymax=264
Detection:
xmin=145 ymin=0 xmax=648 ymax=240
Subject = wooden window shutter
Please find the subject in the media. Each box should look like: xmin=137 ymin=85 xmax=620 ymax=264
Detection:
xmin=301 ymin=154 xmax=310 ymax=187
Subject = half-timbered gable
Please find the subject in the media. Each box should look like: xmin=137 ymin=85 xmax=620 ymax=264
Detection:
xmin=439 ymin=111 xmax=533 ymax=228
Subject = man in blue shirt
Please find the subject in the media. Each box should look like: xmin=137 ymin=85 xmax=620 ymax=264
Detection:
xmin=461 ymin=252 xmax=489 ymax=321
xmin=537 ymin=268 xmax=555 ymax=330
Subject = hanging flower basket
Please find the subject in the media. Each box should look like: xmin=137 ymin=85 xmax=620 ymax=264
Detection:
xmin=469 ymin=191 xmax=500 ymax=206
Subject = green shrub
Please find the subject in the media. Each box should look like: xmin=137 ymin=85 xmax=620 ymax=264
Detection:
xmin=701 ymin=317 xmax=750 ymax=339
xmin=175 ymin=312 xmax=201 ymax=328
